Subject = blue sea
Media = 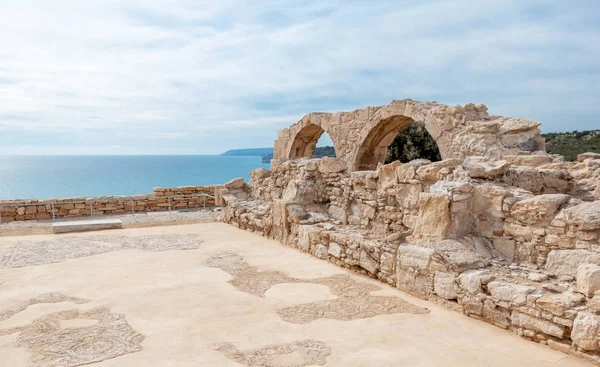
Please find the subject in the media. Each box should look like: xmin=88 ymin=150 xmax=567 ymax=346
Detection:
xmin=0 ymin=155 xmax=270 ymax=200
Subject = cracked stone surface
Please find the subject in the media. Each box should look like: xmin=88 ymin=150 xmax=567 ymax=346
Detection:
xmin=211 ymin=340 xmax=330 ymax=367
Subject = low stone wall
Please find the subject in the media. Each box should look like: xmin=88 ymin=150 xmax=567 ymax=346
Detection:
xmin=221 ymin=155 xmax=600 ymax=365
xmin=0 ymin=185 xmax=219 ymax=223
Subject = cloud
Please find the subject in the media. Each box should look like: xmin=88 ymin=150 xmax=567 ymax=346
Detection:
xmin=0 ymin=0 xmax=598 ymax=154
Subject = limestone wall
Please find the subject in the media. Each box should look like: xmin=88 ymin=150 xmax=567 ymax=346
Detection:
xmin=273 ymin=100 xmax=545 ymax=170
xmin=0 ymin=185 xmax=218 ymax=222
xmin=220 ymin=154 xmax=600 ymax=364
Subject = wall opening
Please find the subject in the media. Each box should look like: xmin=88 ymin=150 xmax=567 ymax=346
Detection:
xmin=353 ymin=116 xmax=441 ymax=171
xmin=385 ymin=122 xmax=441 ymax=164
xmin=289 ymin=124 xmax=336 ymax=160
xmin=313 ymin=132 xmax=336 ymax=158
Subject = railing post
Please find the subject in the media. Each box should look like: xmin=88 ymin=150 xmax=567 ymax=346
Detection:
xmin=131 ymin=199 xmax=134 ymax=215
xmin=203 ymin=195 xmax=206 ymax=209
xmin=168 ymin=196 xmax=171 ymax=212
xmin=90 ymin=200 xmax=93 ymax=217
xmin=51 ymin=203 xmax=56 ymax=221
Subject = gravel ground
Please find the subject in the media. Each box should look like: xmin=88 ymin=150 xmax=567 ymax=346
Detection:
xmin=0 ymin=208 xmax=220 ymax=236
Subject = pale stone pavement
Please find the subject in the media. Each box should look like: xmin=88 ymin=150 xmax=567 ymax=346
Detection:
xmin=0 ymin=223 xmax=592 ymax=366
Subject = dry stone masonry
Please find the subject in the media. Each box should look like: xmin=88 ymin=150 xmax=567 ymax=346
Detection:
xmin=0 ymin=185 xmax=217 ymax=222
xmin=220 ymin=99 xmax=600 ymax=365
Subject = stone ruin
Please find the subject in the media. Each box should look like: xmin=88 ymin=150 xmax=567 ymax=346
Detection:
xmin=217 ymin=99 xmax=600 ymax=364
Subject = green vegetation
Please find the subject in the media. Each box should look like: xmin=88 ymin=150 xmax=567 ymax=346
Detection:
xmin=543 ymin=130 xmax=600 ymax=161
xmin=385 ymin=123 xmax=441 ymax=163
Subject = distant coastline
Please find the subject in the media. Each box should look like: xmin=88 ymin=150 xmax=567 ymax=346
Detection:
xmin=221 ymin=148 xmax=274 ymax=157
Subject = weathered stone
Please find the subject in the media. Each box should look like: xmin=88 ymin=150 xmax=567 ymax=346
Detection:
xmin=462 ymin=157 xmax=509 ymax=179
xmin=250 ymin=168 xmax=271 ymax=181
xmin=397 ymin=244 xmax=433 ymax=272
xmin=577 ymin=264 xmax=600 ymax=297
xmin=359 ymin=250 xmax=379 ymax=274
xmin=411 ymin=193 xmax=452 ymax=245
xmin=536 ymin=292 xmax=584 ymax=316
xmin=578 ymin=152 xmax=600 ymax=162
xmin=434 ymin=271 xmax=457 ymax=300
xmin=225 ymin=177 xmax=245 ymax=190
xmin=328 ymin=205 xmax=347 ymax=223
xmin=380 ymin=252 xmax=395 ymax=273
xmin=562 ymin=201 xmax=600 ymax=230
xmin=572 ymin=312 xmax=600 ymax=351
xmin=509 ymin=194 xmax=571 ymax=226
xmin=432 ymin=240 xmax=488 ymax=273
xmin=545 ymin=250 xmax=600 ymax=277
xmin=487 ymin=281 xmax=536 ymax=306
xmin=377 ymin=161 xmax=400 ymax=189
xmin=492 ymin=238 xmax=516 ymax=262
xmin=415 ymin=159 xmax=460 ymax=181
xmin=318 ymin=157 xmax=346 ymax=173
xmin=504 ymin=166 xmax=544 ymax=193
xmin=511 ymin=311 xmax=564 ymax=338
xmin=282 ymin=180 xmax=317 ymax=203
xmin=458 ymin=269 xmax=490 ymax=294
xmin=310 ymin=244 xmax=326 ymax=259
xmin=328 ymin=242 xmax=342 ymax=258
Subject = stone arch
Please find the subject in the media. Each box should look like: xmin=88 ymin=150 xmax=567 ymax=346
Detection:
xmin=282 ymin=113 xmax=339 ymax=161
xmin=288 ymin=123 xmax=327 ymax=160
xmin=352 ymin=114 xmax=443 ymax=171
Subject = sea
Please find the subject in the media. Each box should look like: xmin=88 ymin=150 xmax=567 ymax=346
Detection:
xmin=0 ymin=155 xmax=270 ymax=200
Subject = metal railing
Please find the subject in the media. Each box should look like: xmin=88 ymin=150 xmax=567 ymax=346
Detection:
xmin=0 ymin=193 xmax=215 ymax=224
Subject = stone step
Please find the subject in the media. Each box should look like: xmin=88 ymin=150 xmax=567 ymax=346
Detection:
xmin=52 ymin=219 xmax=123 ymax=234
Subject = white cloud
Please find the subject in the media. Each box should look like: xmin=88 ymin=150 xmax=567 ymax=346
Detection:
xmin=0 ymin=0 xmax=598 ymax=154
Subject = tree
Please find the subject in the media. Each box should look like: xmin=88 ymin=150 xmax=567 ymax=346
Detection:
xmin=385 ymin=123 xmax=441 ymax=163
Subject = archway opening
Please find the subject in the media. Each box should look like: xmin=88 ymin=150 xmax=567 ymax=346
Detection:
xmin=385 ymin=122 xmax=441 ymax=164
xmin=313 ymin=132 xmax=335 ymax=158
xmin=289 ymin=124 xmax=336 ymax=160
xmin=353 ymin=116 xmax=441 ymax=171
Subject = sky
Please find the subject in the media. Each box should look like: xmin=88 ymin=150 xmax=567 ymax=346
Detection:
xmin=0 ymin=0 xmax=598 ymax=155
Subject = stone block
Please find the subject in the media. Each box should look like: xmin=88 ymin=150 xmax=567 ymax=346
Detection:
xmin=457 ymin=269 xmax=490 ymax=294
xmin=545 ymin=250 xmax=600 ymax=277
xmin=328 ymin=242 xmax=342 ymax=258
xmin=572 ymin=312 xmax=600 ymax=351
xmin=434 ymin=271 xmax=457 ymax=300
xmin=487 ymin=281 xmax=536 ymax=306
xmin=359 ymin=250 xmax=379 ymax=274
xmin=317 ymin=157 xmax=346 ymax=173
xmin=577 ymin=264 xmax=600 ymax=297
xmin=511 ymin=311 xmax=564 ymax=338
xmin=412 ymin=193 xmax=452 ymax=245
xmin=397 ymin=244 xmax=433 ymax=272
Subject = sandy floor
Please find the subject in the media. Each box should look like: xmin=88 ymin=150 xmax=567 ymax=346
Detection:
xmin=0 ymin=223 xmax=592 ymax=367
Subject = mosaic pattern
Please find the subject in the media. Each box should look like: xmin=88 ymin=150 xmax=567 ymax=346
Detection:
xmin=0 ymin=234 xmax=202 ymax=268
xmin=0 ymin=293 xmax=89 ymax=322
xmin=211 ymin=340 xmax=330 ymax=367
xmin=203 ymin=252 xmax=429 ymax=323
xmin=0 ymin=295 xmax=144 ymax=367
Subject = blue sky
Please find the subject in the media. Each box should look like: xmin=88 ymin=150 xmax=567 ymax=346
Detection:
xmin=0 ymin=0 xmax=598 ymax=155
